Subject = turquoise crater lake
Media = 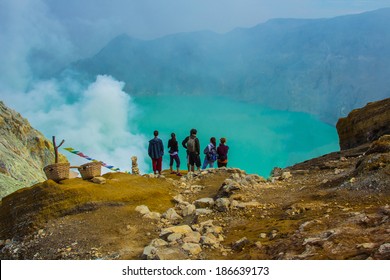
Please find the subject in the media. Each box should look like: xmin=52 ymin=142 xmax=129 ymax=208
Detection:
xmin=133 ymin=95 xmax=339 ymax=177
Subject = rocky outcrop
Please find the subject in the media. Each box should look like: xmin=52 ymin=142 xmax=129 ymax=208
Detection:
xmin=336 ymin=98 xmax=390 ymax=150
xmin=0 ymin=101 xmax=67 ymax=198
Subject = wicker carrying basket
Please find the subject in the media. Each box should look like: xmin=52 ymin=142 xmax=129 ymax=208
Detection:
xmin=78 ymin=162 xmax=102 ymax=180
xmin=43 ymin=162 xmax=70 ymax=182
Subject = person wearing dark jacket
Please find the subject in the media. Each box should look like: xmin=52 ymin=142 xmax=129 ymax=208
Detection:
xmin=182 ymin=128 xmax=201 ymax=172
xmin=148 ymin=130 xmax=164 ymax=175
xmin=168 ymin=133 xmax=182 ymax=176
xmin=217 ymin=137 xmax=229 ymax=168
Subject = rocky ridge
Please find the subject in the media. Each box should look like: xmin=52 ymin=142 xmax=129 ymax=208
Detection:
xmin=0 ymin=101 xmax=67 ymax=198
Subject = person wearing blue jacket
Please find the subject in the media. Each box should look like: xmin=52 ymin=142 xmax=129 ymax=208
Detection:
xmin=148 ymin=130 xmax=164 ymax=175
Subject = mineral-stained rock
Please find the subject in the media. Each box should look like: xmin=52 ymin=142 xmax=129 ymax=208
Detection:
xmin=182 ymin=243 xmax=202 ymax=255
xmin=135 ymin=205 xmax=150 ymax=215
xmin=163 ymin=208 xmax=183 ymax=222
xmin=200 ymin=233 xmax=220 ymax=247
xmin=156 ymin=247 xmax=188 ymax=260
xmin=199 ymin=220 xmax=215 ymax=229
xmin=281 ymin=172 xmax=292 ymax=180
xmin=141 ymin=245 xmax=157 ymax=260
xmin=237 ymin=201 xmax=261 ymax=209
xmin=173 ymin=194 xmax=185 ymax=204
xmin=194 ymin=198 xmax=215 ymax=208
xmin=91 ymin=177 xmax=106 ymax=184
xmin=195 ymin=208 xmax=213 ymax=215
xmin=167 ymin=233 xmax=182 ymax=242
xmin=217 ymin=179 xmax=241 ymax=198
xmin=366 ymin=135 xmax=390 ymax=155
xmin=376 ymin=243 xmax=390 ymax=259
xmin=150 ymin=238 xmax=168 ymax=247
xmin=0 ymin=102 xmax=68 ymax=198
xmin=271 ymin=167 xmax=283 ymax=177
xmin=183 ymin=232 xmax=201 ymax=244
xmin=182 ymin=204 xmax=196 ymax=216
xmin=336 ymin=98 xmax=390 ymax=150
xmin=215 ymin=198 xmax=231 ymax=212
xmin=378 ymin=243 xmax=390 ymax=255
xmin=143 ymin=212 xmax=161 ymax=220
xmin=303 ymin=237 xmax=324 ymax=246
xmin=357 ymin=243 xmax=376 ymax=250
xmin=160 ymin=225 xmax=193 ymax=238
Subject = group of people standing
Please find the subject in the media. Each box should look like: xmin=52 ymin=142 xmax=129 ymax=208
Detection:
xmin=147 ymin=128 xmax=229 ymax=176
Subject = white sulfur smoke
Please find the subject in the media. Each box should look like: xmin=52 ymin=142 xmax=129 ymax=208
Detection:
xmin=0 ymin=0 xmax=149 ymax=174
xmin=15 ymin=75 xmax=149 ymax=173
xmin=0 ymin=0 xmax=75 ymax=92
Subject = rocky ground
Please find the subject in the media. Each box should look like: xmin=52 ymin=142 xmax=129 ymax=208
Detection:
xmin=1 ymin=135 xmax=389 ymax=260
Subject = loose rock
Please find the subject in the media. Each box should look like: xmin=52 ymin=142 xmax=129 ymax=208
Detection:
xmin=194 ymin=198 xmax=215 ymax=208
xmin=135 ymin=205 xmax=150 ymax=215
xmin=91 ymin=177 xmax=106 ymax=184
xmin=232 ymin=237 xmax=250 ymax=251
xmin=215 ymin=198 xmax=231 ymax=212
xmin=182 ymin=243 xmax=202 ymax=255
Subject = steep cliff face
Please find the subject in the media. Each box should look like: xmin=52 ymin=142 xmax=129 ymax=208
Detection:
xmin=0 ymin=101 xmax=67 ymax=198
xmin=336 ymin=98 xmax=390 ymax=150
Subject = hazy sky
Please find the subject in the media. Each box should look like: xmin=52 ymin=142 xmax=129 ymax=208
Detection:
xmin=1 ymin=0 xmax=389 ymax=59
xmin=1 ymin=0 xmax=389 ymax=91
xmin=44 ymin=0 xmax=390 ymax=55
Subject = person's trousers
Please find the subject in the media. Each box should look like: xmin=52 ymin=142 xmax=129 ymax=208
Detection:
xmin=152 ymin=157 xmax=162 ymax=173
xmin=202 ymin=157 xmax=215 ymax=169
xmin=170 ymin=154 xmax=180 ymax=168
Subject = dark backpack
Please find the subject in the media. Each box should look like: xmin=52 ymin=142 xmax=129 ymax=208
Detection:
xmin=187 ymin=137 xmax=196 ymax=153
xmin=205 ymin=145 xmax=217 ymax=161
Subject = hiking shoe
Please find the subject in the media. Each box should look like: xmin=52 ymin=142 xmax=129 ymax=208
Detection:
xmin=176 ymin=173 xmax=182 ymax=176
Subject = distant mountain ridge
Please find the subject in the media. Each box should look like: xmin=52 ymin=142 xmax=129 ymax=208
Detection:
xmin=65 ymin=8 xmax=390 ymax=124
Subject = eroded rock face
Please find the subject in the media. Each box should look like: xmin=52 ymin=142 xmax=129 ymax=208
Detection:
xmin=336 ymin=98 xmax=390 ymax=150
xmin=0 ymin=102 xmax=67 ymax=198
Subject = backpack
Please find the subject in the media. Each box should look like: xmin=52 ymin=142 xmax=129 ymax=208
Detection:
xmin=208 ymin=152 xmax=217 ymax=161
xmin=205 ymin=145 xmax=217 ymax=161
xmin=187 ymin=137 xmax=196 ymax=153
